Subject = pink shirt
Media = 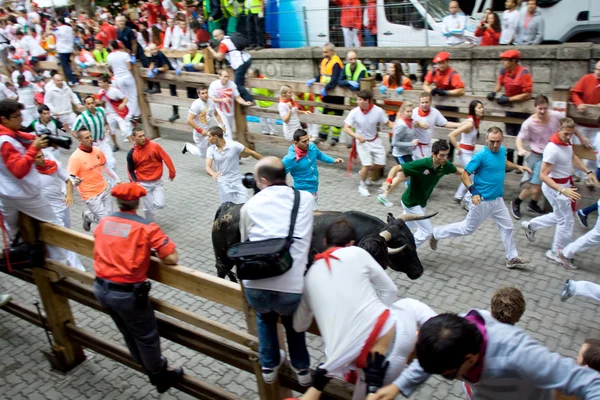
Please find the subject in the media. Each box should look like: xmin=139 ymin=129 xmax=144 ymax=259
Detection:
xmin=516 ymin=110 xmax=562 ymax=154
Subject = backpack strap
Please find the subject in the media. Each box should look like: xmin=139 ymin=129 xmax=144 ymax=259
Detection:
xmin=286 ymin=189 xmax=301 ymax=241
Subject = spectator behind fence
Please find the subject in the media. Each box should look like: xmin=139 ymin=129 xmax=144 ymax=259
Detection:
xmin=248 ymin=68 xmax=277 ymax=136
xmin=333 ymin=0 xmax=362 ymax=48
xmin=514 ymin=0 xmax=544 ymax=45
xmin=245 ymin=0 xmax=266 ymax=50
xmin=442 ymin=1 xmax=467 ymax=46
xmin=49 ymin=17 xmax=77 ymax=86
xmin=145 ymin=43 xmax=180 ymax=123
xmin=363 ymin=0 xmax=377 ymax=47
xmin=475 ymin=12 xmax=501 ymax=46
xmin=500 ymin=0 xmax=520 ymax=45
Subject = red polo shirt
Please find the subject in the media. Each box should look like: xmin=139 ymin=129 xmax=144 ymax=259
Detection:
xmin=425 ymin=67 xmax=465 ymax=90
xmin=498 ymin=64 xmax=533 ymax=97
xmin=570 ymin=73 xmax=600 ymax=107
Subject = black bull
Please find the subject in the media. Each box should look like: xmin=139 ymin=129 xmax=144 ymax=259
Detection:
xmin=211 ymin=203 xmax=437 ymax=282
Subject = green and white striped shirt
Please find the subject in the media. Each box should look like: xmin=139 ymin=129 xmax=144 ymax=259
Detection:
xmin=72 ymin=107 xmax=107 ymax=142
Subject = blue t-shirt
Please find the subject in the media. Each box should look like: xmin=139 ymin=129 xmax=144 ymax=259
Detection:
xmin=465 ymin=146 xmax=506 ymax=201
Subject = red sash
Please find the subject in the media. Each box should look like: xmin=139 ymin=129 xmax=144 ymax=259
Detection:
xmin=552 ymin=176 xmax=577 ymax=211
xmin=459 ymin=143 xmax=475 ymax=151
xmin=355 ymin=309 xmax=391 ymax=368
xmin=98 ymin=89 xmax=128 ymax=119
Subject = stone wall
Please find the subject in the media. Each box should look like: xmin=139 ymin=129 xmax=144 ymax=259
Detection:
xmin=249 ymin=44 xmax=600 ymax=97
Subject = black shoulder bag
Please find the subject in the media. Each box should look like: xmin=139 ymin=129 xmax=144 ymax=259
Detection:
xmin=227 ymin=189 xmax=301 ymax=280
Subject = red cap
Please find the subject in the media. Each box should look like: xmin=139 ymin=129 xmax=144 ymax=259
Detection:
xmin=111 ymin=183 xmax=147 ymax=201
xmin=32 ymin=2 xmax=38 ymax=7
xmin=500 ymin=49 xmax=520 ymax=59
xmin=433 ymin=51 xmax=450 ymax=63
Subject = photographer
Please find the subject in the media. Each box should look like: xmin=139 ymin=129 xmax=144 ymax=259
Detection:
xmin=92 ymin=183 xmax=183 ymax=394
xmin=25 ymin=105 xmax=68 ymax=160
xmin=0 ymin=99 xmax=69 ymax=263
xmin=239 ymin=156 xmax=314 ymax=385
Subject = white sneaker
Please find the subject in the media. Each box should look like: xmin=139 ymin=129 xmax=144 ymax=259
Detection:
xmin=0 ymin=294 xmax=12 ymax=307
xmin=377 ymin=194 xmax=393 ymax=207
xmin=557 ymin=249 xmax=578 ymax=270
xmin=294 ymin=368 xmax=311 ymax=386
xmin=521 ymin=221 xmax=535 ymax=242
xmin=358 ymin=185 xmax=370 ymax=197
xmin=262 ymin=349 xmax=286 ymax=384
xmin=365 ymin=178 xmax=373 ymax=186
xmin=545 ymin=249 xmax=562 ymax=264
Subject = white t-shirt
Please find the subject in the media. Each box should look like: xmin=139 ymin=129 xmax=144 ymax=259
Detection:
xmin=218 ymin=37 xmax=251 ymax=70
xmin=54 ymin=25 xmax=74 ymax=53
xmin=16 ymin=83 xmax=42 ymax=109
xmin=208 ymin=79 xmax=240 ymax=117
xmin=500 ymin=9 xmax=520 ymax=44
xmin=38 ymin=165 xmax=69 ymax=210
xmin=107 ymin=51 xmax=132 ymax=79
xmin=206 ymin=139 xmax=244 ymax=181
xmin=293 ymin=246 xmax=397 ymax=375
xmin=17 ymin=35 xmax=46 ymax=57
xmin=0 ymin=82 xmax=17 ymax=100
xmin=241 ymin=185 xmax=315 ymax=294
xmin=12 ymin=69 xmax=35 ymax=86
xmin=411 ymin=107 xmax=447 ymax=144
xmin=344 ymin=105 xmax=388 ymax=141
xmin=189 ymin=98 xmax=217 ymax=132
xmin=460 ymin=117 xmax=478 ymax=148
xmin=278 ymin=101 xmax=301 ymax=140
xmin=543 ymin=141 xmax=573 ymax=179
xmin=101 ymin=87 xmax=125 ymax=115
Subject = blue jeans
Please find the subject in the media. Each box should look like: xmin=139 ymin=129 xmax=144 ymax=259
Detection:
xmin=244 ymin=288 xmax=310 ymax=370
xmin=363 ymin=29 xmax=376 ymax=47
xmin=234 ymin=58 xmax=253 ymax=102
xmin=58 ymin=52 xmax=77 ymax=84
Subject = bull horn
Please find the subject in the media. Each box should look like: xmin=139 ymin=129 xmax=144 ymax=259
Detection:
xmin=379 ymin=230 xmax=392 ymax=242
xmin=399 ymin=212 xmax=439 ymax=223
xmin=387 ymin=244 xmax=407 ymax=255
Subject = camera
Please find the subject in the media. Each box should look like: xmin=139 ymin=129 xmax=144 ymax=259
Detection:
xmin=242 ymin=172 xmax=259 ymax=194
xmin=37 ymin=127 xmax=72 ymax=150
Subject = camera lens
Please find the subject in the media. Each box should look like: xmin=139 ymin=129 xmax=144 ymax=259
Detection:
xmin=241 ymin=172 xmax=256 ymax=189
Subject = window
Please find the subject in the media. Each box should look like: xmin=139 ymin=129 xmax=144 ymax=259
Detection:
xmin=384 ymin=0 xmax=426 ymax=28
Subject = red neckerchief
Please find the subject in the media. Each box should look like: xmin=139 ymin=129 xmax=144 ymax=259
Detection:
xmin=360 ymin=103 xmax=375 ymax=115
xmin=280 ymin=96 xmax=299 ymax=109
xmin=418 ymin=106 xmax=430 ymax=117
xmin=0 ymin=125 xmax=34 ymax=146
xmin=401 ymin=116 xmax=413 ymax=129
xmin=462 ymin=311 xmax=488 ymax=384
xmin=36 ymin=159 xmax=58 ymax=175
xmin=18 ymin=81 xmax=31 ymax=88
xmin=314 ymin=246 xmax=342 ymax=270
xmin=469 ymin=115 xmax=480 ymax=130
xmin=549 ymin=132 xmax=570 ymax=146
xmin=294 ymin=144 xmax=307 ymax=162
xmin=78 ymin=144 xmax=93 ymax=153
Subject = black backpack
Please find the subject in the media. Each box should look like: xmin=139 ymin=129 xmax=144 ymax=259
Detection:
xmin=228 ymin=32 xmax=248 ymax=51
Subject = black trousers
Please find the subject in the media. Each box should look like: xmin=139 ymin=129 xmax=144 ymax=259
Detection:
xmin=247 ymin=13 xmax=265 ymax=46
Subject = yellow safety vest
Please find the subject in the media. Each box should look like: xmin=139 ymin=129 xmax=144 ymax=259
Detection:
xmin=183 ymin=52 xmax=203 ymax=65
xmin=246 ymin=0 xmax=261 ymax=15
xmin=345 ymin=61 xmax=367 ymax=82
xmin=222 ymin=0 xmax=236 ymax=17
xmin=251 ymin=76 xmax=274 ymax=108
xmin=319 ymin=55 xmax=343 ymax=84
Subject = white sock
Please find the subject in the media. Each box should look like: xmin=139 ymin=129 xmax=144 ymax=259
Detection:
xmin=359 ymin=181 xmax=366 ymax=188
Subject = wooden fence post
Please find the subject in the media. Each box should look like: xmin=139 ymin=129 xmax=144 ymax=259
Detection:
xmin=133 ymin=65 xmax=160 ymax=139
xmin=203 ymin=48 xmax=215 ymax=75
xmin=235 ymin=102 xmax=254 ymax=150
xmin=19 ymin=215 xmax=86 ymax=372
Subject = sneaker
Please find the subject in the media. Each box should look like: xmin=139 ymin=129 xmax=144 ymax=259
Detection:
xmin=82 ymin=211 xmax=92 ymax=232
xmin=358 ymin=185 xmax=370 ymax=197
xmin=0 ymin=293 xmax=12 ymax=307
xmin=576 ymin=210 xmax=589 ymax=228
xmin=365 ymin=178 xmax=373 ymax=186
xmin=156 ymin=367 xmax=184 ymax=394
xmin=330 ymin=138 xmax=338 ymax=147
xmin=560 ymin=279 xmax=574 ymax=302
xmin=527 ymin=202 xmax=546 ymax=215
xmin=557 ymin=249 xmax=578 ymax=270
xmin=112 ymin=144 xmax=119 ymax=152
xmin=521 ymin=221 xmax=535 ymax=242
xmin=181 ymin=144 xmax=187 ymax=154
xmin=461 ymin=201 xmax=470 ymax=212
xmin=377 ymin=194 xmax=393 ymax=207
xmin=262 ymin=349 xmax=286 ymax=384
xmin=429 ymin=234 xmax=438 ymax=251
xmin=168 ymin=114 xmax=180 ymax=123
xmin=506 ymin=257 xmax=530 ymax=269
xmin=545 ymin=249 xmax=562 ymax=264
xmin=452 ymin=197 xmax=462 ymax=204
xmin=510 ymin=200 xmax=521 ymax=220
xmin=294 ymin=368 xmax=311 ymax=387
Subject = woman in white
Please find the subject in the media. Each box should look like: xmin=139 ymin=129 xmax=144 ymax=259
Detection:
xmin=278 ymin=85 xmax=311 ymax=141
xmin=208 ymin=70 xmax=253 ymax=140
xmin=448 ymin=100 xmax=484 ymax=207
xmin=106 ymin=41 xmax=139 ymax=120
xmin=205 ymin=126 xmax=262 ymax=204
xmin=34 ymin=151 xmax=85 ymax=271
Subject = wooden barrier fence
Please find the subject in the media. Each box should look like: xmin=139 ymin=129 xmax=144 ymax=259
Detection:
xmin=1 ymin=215 xmax=353 ymax=400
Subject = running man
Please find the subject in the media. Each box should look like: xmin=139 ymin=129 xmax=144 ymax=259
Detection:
xmin=411 ymin=91 xmax=459 ymax=160
xmin=183 ymin=83 xmax=223 ymax=159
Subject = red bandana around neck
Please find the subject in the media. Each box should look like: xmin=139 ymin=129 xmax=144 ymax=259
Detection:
xmin=549 ymin=132 xmax=570 ymax=146
xmin=36 ymin=159 xmax=58 ymax=175
xmin=314 ymin=247 xmax=342 ymax=270
xmin=280 ymin=96 xmax=299 ymax=109
xmin=78 ymin=144 xmax=93 ymax=153
xmin=294 ymin=144 xmax=307 ymax=161
xmin=360 ymin=104 xmax=375 ymax=115
xmin=469 ymin=115 xmax=480 ymax=130
xmin=418 ymin=106 xmax=430 ymax=117
xmin=401 ymin=116 xmax=413 ymax=129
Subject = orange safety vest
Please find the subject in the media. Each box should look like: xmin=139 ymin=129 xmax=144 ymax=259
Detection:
xmin=319 ymin=55 xmax=343 ymax=84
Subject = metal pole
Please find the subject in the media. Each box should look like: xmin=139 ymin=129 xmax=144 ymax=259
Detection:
xmin=425 ymin=0 xmax=429 ymax=47
xmin=303 ymin=6 xmax=310 ymax=47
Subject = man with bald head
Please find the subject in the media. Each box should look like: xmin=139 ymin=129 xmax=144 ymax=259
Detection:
xmin=239 ymin=155 xmax=315 ymax=385
xmin=44 ymin=74 xmax=82 ymax=129
xmin=340 ymin=51 xmax=368 ymax=92
xmin=442 ymin=1 xmax=467 ymax=46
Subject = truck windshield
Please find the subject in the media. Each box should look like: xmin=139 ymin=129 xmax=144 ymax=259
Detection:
xmin=424 ymin=0 xmax=452 ymax=21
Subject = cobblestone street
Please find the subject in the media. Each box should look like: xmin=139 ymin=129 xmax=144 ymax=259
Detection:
xmin=1 ymin=126 xmax=600 ymax=400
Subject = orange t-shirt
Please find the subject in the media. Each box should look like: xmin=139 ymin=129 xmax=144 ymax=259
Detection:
xmin=424 ymin=67 xmax=465 ymax=90
xmin=383 ymin=75 xmax=413 ymax=116
xmin=67 ymin=147 xmax=108 ymax=201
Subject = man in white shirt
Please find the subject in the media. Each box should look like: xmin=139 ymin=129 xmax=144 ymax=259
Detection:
xmin=97 ymin=76 xmax=133 ymax=143
xmin=208 ymin=29 xmax=253 ymax=103
xmin=411 ymin=91 xmax=460 ymax=160
xmin=208 ymin=70 xmax=252 ymax=140
xmin=162 ymin=0 xmax=179 ymax=18
xmin=0 ymin=80 xmax=17 ymax=101
xmin=521 ymin=117 xmax=598 ymax=267
xmin=15 ymin=74 xmax=43 ymax=127
xmin=240 ymin=156 xmax=314 ymax=385
xmin=442 ymin=1 xmax=467 ymax=46
xmin=499 ymin=0 xmax=520 ymax=45
xmin=183 ymin=83 xmax=223 ymax=159
xmin=51 ymin=17 xmax=77 ymax=86
xmin=106 ymin=41 xmax=139 ymax=120
xmin=14 ymin=30 xmax=46 ymax=61
xmin=343 ymin=90 xmax=395 ymax=197
xmin=44 ymin=74 xmax=81 ymax=128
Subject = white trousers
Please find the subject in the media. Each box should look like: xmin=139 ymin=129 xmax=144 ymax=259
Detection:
xmin=454 ymin=151 xmax=473 ymax=202
xmin=56 ymin=112 xmax=77 ymax=128
xmin=260 ymin=117 xmax=277 ymax=134
xmin=401 ymin=201 xmax=432 ymax=248
xmin=54 ymin=206 xmax=85 ymax=271
xmin=107 ymin=113 xmax=133 ymax=140
xmin=139 ymin=180 xmax=165 ymax=222
xmin=184 ymin=130 xmax=209 ymax=159
xmin=412 ymin=143 xmax=431 ymax=160
xmin=0 ymin=195 xmax=70 ymax=264
xmin=115 ymin=75 xmax=140 ymax=118
xmin=529 ymin=183 xmax=573 ymax=252
xmin=21 ymin=108 xmax=39 ymax=127
xmin=94 ymin=138 xmax=116 ymax=171
xmin=433 ymin=197 xmax=518 ymax=259
xmin=570 ymin=280 xmax=600 ymax=302
xmin=574 ymin=126 xmax=598 ymax=178
xmin=84 ymin=188 xmax=113 ymax=225
xmin=218 ymin=179 xmax=248 ymax=204
xmin=217 ymin=110 xmax=235 ymax=140
xmin=563 ymin=200 xmax=600 ymax=259
xmin=342 ymin=27 xmax=361 ymax=48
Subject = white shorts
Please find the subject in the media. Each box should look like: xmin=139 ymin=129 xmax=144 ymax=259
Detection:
xmin=412 ymin=142 xmax=432 ymax=160
xmin=356 ymin=137 xmax=386 ymax=166
xmin=107 ymin=113 xmax=133 ymax=139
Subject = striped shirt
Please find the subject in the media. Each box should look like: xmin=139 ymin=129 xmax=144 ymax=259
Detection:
xmin=72 ymin=108 xmax=107 ymax=142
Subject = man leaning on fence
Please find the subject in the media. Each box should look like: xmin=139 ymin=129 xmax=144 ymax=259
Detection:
xmin=92 ymin=182 xmax=183 ymax=394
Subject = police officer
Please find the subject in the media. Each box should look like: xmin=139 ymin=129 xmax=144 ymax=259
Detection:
xmin=488 ymin=49 xmax=533 ymax=167
xmin=92 ymin=183 xmax=183 ymax=393
xmin=423 ymin=51 xmax=466 ymax=161
xmin=306 ymin=42 xmax=344 ymax=145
